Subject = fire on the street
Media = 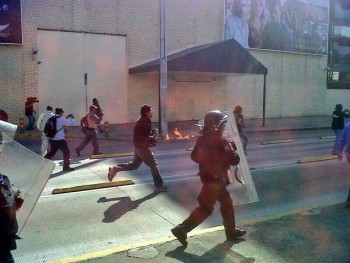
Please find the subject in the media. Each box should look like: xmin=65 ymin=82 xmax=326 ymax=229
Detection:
xmin=165 ymin=128 xmax=195 ymax=140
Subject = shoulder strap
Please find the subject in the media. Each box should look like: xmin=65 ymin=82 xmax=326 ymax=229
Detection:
xmin=54 ymin=116 xmax=64 ymax=133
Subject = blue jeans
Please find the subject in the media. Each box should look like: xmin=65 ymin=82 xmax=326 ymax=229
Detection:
xmin=333 ymin=129 xmax=343 ymax=153
xmin=118 ymin=147 xmax=163 ymax=188
xmin=76 ymin=129 xmax=99 ymax=154
xmin=26 ymin=114 xmax=36 ymax=130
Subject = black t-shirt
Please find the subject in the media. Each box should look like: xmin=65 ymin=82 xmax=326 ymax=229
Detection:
xmin=332 ymin=110 xmax=349 ymax=130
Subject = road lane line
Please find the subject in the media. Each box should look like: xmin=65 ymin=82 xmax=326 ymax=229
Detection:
xmin=297 ymin=155 xmax=337 ymax=164
xmin=319 ymin=135 xmax=335 ymax=140
xmin=90 ymin=152 xmax=134 ymax=159
xmin=14 ymin=133 xmax=41 ymax=138
xmin=261 ymin=139 xmax=294 ymax=145
xmin=47 ymin=200 xmax=343 ymax=263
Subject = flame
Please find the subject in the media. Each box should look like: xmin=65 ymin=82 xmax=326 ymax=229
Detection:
xmin=165 ymin=128 xmax=194 ymax=140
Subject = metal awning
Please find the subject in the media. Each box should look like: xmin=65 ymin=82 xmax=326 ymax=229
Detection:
xmin=129 ymin=39 xmax=268 ymax=76
xmin=129 ymin=38 xmax=269 ymax=127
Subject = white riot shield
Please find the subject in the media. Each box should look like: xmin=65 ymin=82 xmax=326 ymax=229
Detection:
xmin=0 ymin=120 xmax=17 ymax=141
xmin=0 ymin=121 xmax=55 ymax=234
xmin=223 ymin=111 xmax=259 ymax=205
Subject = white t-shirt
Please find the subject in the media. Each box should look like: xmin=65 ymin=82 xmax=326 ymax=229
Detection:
xmin=50 ymin=116 xmax=76 ymax=140
xmin=36 ymin=111 xmax=54 ymax=131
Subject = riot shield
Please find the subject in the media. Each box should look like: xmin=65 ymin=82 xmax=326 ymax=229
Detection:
xmin=223 ymin=111 xmax=259 ymax=205
xmin=0 ymin=120 xmax=17 ymax=141
xmin=0 ymin=121 xmax=55 ymax=234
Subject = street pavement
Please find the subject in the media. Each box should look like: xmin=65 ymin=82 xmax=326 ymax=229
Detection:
xmin=12 ymin=115 xmax=350 ymax=263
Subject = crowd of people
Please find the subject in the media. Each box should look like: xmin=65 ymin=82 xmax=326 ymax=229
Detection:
xmin=8 ymin=97 xmax=348 ymax=255
xmin=225 ymin=0 xmax=294 ymax=51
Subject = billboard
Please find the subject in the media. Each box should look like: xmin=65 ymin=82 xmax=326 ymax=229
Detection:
xmin=224 ymin=0 xmax=329 ymax=54
xmin=0 ymin=0 xmax=22 ymax=44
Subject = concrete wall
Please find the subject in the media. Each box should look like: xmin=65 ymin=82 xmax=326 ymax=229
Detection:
xmin=0 ymin=0 xmax=345 ymax=123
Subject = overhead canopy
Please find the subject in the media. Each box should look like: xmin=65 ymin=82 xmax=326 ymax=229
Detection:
xmin=129 ymin=39 xmax=268 ymax=76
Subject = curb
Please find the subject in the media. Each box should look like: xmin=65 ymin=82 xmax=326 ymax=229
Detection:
xmin=297 ymin=155 xmax=337 ymax=164
xmin=90 ymin=152 xmax=134 ymax=159
xmin=52 ymin=180 xmax=134 ymax=194
xmin=47 ymin=201 xmax=343 ymax=263
xmin=261 ymin=139 xmax=294 ymax=145
xmin=246 ymin=126 xmax=331 ymax=134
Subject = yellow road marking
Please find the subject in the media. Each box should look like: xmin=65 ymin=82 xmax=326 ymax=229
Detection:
xmin=261 ymin=139 xmax=294 ymax=145
xmin=90 ymin=152 xmax=134 ymax=159
xmin=14 ymin=133 xmax=41 ymax=138
xmin=52 ymin=180 xmax=134 ymax=194
xmin=319 ymin=135 xmax=335 ymax=140
xmin=297 ymin=155 xmax=337 ymax=164
xmin=48 ymin=201 xmax=343 ymax=263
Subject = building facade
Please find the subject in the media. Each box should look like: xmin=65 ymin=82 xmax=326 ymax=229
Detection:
xmin=0 ymin=0 xmax=347 ymax=124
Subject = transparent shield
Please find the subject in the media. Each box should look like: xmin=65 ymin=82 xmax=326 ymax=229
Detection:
xmin=223 ymin=111 xmax=259 ymax=205
xmin=0 ymin=120 xmax=17 ymax=141
xmin=0 ymin=122 xmax=55 ymax=234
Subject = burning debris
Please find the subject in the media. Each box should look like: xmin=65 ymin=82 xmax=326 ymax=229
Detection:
xmin=165 ymin=128 xmax=195 ymax=140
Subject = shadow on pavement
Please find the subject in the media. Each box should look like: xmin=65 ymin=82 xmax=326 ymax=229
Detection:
xmin=165 ymin=240 xmax=255 ymax=263
xmin=50 ymin=159 xmax=106 ymax=178
xmin=98 ymin=191 xmax=160 ymax=223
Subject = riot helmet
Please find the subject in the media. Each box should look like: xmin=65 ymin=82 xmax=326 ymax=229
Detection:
xmin=202 ymin=110 xmax=227 ymax=134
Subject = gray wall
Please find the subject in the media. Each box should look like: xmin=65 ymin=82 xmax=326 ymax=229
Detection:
xmin=0 ymin=0 xmax=345 ymax=124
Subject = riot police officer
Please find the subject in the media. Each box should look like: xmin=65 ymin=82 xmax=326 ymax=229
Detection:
xmin=171 ymin=110 xmax=246 ymax=247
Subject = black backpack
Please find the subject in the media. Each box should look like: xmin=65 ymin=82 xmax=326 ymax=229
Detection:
xmin=44 ymin=115 xmax=62 ymax=138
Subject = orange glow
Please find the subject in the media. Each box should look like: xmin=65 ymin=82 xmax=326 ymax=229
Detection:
xmin=165 ymin=128 xmax=195 ymax=140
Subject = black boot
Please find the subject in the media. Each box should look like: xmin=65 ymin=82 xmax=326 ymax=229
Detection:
xmin=225 ymin=226 xmax=247 ymax=241
xmin=171 ymin=214 xmax=200 ymax=247
xmin=171 ymin=225 xmax=188 ymax=247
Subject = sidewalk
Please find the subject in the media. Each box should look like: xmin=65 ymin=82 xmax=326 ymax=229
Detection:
xmin=72 ymin=202 xmax=350 ymax=263
xmin=51 ymin=115 xmax=349 ymax=263
xmin=16 ymin=115 xmax=333 ymax=141
xmin=13 ymin=115 xmax=350 ymax=263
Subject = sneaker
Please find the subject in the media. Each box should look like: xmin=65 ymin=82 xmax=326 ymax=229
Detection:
xmin=154 ymin=185 xmax=167 ymax=192
xmin=63 ymin=166 xmax=75 ymax=172
xmin=171 ymin=226 xmax=188 ymax=247
xmin=226 ymin=227 xmax=247 ymax=241
xmin=346 ymin=202 xmax=350 ymax=208
xmin=108 ymin=167 xmax=119 ymax=182
xmin=75 ymin=148 xmax=81 ymax=157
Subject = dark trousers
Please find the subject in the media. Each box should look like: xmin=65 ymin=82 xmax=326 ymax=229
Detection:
xmin=118 ymin=147 xmax=163 ymax=188
xmin=44 ymin=139 xmax=70 ymax=168
xmin=180 ymin=182 xmax=235 ymax=233
xmin=0 ymin=249 xmax=14 ymax=263
xmin=76 ymin=129 xmax=99 ymax=154
xmin=0 ymin=238 xmax=16 ymax=263
xmin=239 ymin=132 xmax=248 ymax=153
xmin=347 ymin=189 xmax=350 ymax=203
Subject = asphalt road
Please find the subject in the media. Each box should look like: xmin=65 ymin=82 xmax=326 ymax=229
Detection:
xmin=11 ymin=129 xmax=350 ymax=262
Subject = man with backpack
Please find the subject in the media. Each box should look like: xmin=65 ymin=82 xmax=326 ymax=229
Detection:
xmin=36 ymin=106 xmax=54 ymax=156
xmin=75 ymin=105 xmax=102 ymax=157
xmin=44 ymin=108 xmax=76 ymax=172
